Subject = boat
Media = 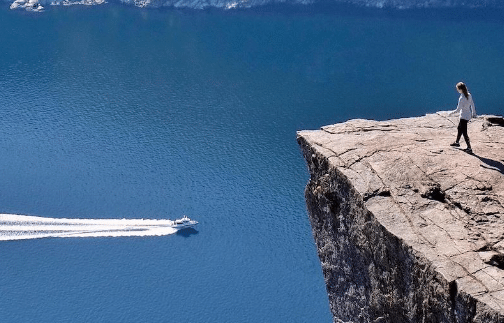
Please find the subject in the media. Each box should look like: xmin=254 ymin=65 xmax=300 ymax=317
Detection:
xmin=172 ymin=216 xmax=198 ymax=230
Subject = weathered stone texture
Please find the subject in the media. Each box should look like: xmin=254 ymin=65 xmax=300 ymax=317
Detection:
xmin=298 ymin=114 xmax=504 ymax=323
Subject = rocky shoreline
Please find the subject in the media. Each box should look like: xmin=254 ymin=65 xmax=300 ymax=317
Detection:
xmin=6 ymin=0 xmax=504 ymax=12
xmin=298 ymin=113 xmax=504 ymax=322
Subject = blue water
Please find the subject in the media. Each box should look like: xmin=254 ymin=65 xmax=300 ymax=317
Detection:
xmin=1 ymin=3 xmax=503 ymax=322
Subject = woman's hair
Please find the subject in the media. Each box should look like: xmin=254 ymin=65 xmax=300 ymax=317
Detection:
xmin=457 ymin=82 xmax=469 ymax=99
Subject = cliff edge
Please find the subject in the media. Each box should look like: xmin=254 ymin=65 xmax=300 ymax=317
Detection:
xmin=297 ymin=113 xmax=504 ymax=322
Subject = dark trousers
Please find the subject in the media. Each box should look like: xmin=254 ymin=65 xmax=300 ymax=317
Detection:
xmin=456 ymin=119 xmax=471 ymax=147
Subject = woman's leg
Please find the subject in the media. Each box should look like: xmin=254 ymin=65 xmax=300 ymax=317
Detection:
xmin=456 ymin=120 xmax=464 ymax=143
xmin=459 ymin=119 xmax=471 ymax=148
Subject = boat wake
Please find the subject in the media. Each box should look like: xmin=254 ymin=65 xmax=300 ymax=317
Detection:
xmin=0 ymin=214 xmax=196 ymax=241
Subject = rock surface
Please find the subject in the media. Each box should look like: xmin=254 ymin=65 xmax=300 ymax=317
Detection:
xmin=297 ymin=113 xmax=504 ymax=322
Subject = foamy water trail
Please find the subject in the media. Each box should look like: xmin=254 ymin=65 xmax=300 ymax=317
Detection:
xmin=0 ymin=214 xmax=182 ymax=241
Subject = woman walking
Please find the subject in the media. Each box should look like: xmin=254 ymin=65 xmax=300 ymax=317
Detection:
xmin=450 ymin=82 xmax=477 ymax=154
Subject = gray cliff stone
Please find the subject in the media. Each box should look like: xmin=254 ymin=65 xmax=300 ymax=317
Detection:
xmin=297 ymin=113 xmax=504 ymax=322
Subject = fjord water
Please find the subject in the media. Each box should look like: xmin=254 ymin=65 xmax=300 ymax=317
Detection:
xmin=1 ymin=4 xmax=504 ymax=322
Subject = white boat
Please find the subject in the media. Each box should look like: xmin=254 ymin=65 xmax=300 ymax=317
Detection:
xmin=172 ymin=216 xmax=198 ymax=230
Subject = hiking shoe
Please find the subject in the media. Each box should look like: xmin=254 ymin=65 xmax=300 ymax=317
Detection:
xmin=450 ymin=142 xmax=460 ymax=147
xmin=464 ymin=148 xmax=473 ymax=154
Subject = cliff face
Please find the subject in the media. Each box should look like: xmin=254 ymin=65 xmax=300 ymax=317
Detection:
xmin=297 ymin=114 xmax=504 ymax=323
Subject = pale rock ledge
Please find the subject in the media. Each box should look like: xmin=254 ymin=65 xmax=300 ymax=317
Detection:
xmin=297 ymin=113 xmax=504 ymax=322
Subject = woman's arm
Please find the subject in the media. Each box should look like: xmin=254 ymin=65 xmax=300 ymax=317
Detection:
xmin=448 ymin=96 xmax=463 ymax=116
xmin=470 ymin=95 xmax=477 ymax=118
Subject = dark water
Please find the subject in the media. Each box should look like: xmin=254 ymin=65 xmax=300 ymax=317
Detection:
xmin=0 ymin=3 xmax=503 ymax=322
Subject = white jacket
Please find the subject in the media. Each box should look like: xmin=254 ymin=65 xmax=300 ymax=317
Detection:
xmin=450 ymin=93 xmax=476 ymax=120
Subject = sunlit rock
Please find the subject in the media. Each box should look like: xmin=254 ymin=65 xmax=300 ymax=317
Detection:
xmin=298 ymin=114 xmax=504 ymax=322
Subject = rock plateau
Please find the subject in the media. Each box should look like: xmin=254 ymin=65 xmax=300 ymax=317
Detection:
xmin=298 ymin=113 xmax=504 ymax=322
